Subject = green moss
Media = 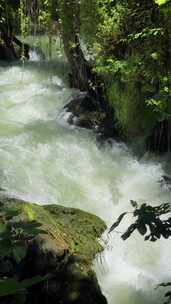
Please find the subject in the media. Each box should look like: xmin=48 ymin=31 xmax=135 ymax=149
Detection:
xmin=0 ymin=198 xmax=106 ymax=265
xmin=45 ymin=204 xmax=106 ymax=260
xmin=107 ymin=78 xmax=158 ymax=139
xmin=22 ymin=204 xmax=36 ymax=221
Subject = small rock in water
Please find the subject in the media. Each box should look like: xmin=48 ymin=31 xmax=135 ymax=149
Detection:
xmin=159 ymin=175 xmax=171 ymax=192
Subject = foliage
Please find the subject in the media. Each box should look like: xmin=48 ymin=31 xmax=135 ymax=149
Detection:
xmin=145 ymin=74 xmax=171 ymax=120
xmin=109 ymin=200 xmax=171 ymax=241
xmin=0 ymin=0 xmax=57 ymax=36
xmin=80 ymin=0 xmax=99 ymax=46
xmin=82 ymin=0 xmax=171 ymax=140
xmin=2 ymin=0 xmax=170 ymax=141
xmin=0 ymin=0 xmax=20 ymax=32
xmin=0 ymin=207 xmax=46 ymax=263
xmin=1 ymin=0 xmax=171 ymax=142
xmin=0 ymin=205 xmax=48 ymax=302
xmin=19 ymin=0 xmax=30 ymax=37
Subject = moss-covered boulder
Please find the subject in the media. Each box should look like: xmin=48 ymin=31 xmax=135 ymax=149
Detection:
xmin=0 ymin=197 xmax=107 ymax=304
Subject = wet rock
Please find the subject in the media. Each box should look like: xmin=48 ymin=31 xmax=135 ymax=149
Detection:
xmin=0 ymin=197 xmax=107 ymax=304
xmin=64 ymin=92 xmax=103 ymax=130
xmin=64 ymin=92 xmax=118 ymax=140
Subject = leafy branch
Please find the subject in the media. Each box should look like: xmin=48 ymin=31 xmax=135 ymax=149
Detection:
xmin=109 ymin=200 xmax=171 ymax=241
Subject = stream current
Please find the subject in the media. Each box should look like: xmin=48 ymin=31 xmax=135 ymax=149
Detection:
xmin=0 ymin=53 xmax=171 ymax=304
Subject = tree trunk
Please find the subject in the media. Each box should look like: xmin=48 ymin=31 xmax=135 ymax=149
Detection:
xmin=0 ymin=25 xmax=30 ymax=61
xmin=59 ymin=0 xmax=108 ymax=111
xmin=59 ymin=0 xmax=92 ymax=91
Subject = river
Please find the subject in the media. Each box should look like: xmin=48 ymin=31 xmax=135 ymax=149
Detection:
xmin=0 ymin=53 xmax=171 ymax=304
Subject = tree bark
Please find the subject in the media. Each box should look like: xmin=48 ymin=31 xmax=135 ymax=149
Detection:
xmin=0 ymin=25 xmax=30 ymax=60
xmin=59 ymin=0 xmax=108 ymax=111
xmin=59 ymin=0 xmax=92 ymax=91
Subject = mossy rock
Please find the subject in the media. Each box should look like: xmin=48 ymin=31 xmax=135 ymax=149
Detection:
xmin=0 ymin=197 xmax=107 ymax=304
xmin=45 ymin=204 xmax=105 ymax=261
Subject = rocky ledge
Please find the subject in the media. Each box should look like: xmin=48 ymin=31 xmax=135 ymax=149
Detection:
xmin=0 ymin=197 xmax=107 ymax=304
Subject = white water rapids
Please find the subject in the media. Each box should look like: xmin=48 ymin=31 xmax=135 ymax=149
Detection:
xmin=0 ymin=55 xmax=171 ymax=304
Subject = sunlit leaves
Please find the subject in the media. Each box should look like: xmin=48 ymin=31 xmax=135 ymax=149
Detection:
xmin=127 ymin=27 xmax=165 ymax=43
xmin=146 ymin=98 xmax=167 ymax=112
xmin=145 ymin=72 xmax=171 ymax=119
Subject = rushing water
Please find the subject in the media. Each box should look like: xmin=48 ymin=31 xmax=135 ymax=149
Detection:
xmin=0 ymin=54 xmax=171 ymax=304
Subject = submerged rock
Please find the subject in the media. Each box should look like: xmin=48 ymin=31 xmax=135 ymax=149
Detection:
xmin=0 ymin=197 xmax=107 ymax=304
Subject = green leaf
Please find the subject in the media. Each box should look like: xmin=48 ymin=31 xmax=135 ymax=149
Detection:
xmin=109 ymin=212 xmax=128 ymax=233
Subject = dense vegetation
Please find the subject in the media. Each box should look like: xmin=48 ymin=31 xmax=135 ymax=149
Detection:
xmin=58 ymin=0 xmax=171 ymax=151
xmin=1 ymin=0 xmax=171 ymax=151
